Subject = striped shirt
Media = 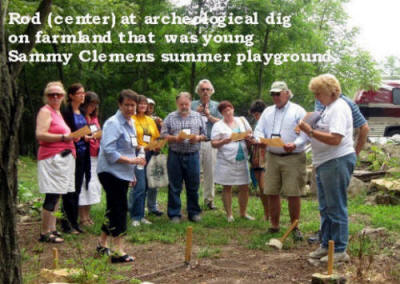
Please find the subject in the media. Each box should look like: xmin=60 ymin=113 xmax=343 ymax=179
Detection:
xmin=315 ymin=94 xmax=367 ymax=129
xmin=161 ymin=110 xmax=206 ymax=153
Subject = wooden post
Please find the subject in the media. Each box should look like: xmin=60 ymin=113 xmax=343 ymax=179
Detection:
xmin=52 ymin=247 xmax=59 ymax=269
xmin=327 ymin=240 xmax=334 ymax=275
xmin=185 ymin=226 xmax=193 ymax=265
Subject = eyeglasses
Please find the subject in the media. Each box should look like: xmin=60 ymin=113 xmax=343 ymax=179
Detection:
xmin=201 ymin=88 xmax=211 ymax=92
xmin=270 ymin=92 xmax=281 ymax=97
xmin=47 ymin=93 xmax=64 ymax=98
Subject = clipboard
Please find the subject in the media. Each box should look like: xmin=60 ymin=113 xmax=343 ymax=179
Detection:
xmin=70 ymin=125 xmax=91 ymax=139
xmin=178 ymin=131 xmax=196 ymax=140
xmin=259 ymin=137 xmax=285 ymax=147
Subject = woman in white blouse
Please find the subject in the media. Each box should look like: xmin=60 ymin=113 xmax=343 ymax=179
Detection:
xmin=211 ymin=101 xmax=255 ymax=222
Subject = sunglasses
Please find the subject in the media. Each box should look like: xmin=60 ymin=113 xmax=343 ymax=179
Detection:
xmin=201 ymin=88 xmax=211 ymax=92
xmin=47 ymin=93 xmax=64 ymax=98
xmin=270 ymin=92 xmax=281 ymax=97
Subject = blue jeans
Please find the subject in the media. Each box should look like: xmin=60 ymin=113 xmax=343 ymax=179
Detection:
xmin=167 ymin=150 xmax=201 ymax=219
xmin=129 ymin=151 xmax=157 ymax=221
xmin=316 ymin=153 xmax=356 ymax=252
xmin=147 ymin=187 xmax=159 ymax=212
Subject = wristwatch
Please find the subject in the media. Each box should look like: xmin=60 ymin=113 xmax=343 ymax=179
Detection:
xmin=309 ymin=130 xmax=314 ymax=137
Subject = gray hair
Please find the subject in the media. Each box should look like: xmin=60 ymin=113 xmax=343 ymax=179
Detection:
xmin=176 ymin=92 xmax=192 ymax=101
xmin=195 ymin=79 xmax=215 ymax=95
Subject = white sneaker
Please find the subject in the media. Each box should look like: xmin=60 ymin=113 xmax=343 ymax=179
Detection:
xmin=242 ymin=214 xmax=255 ymax=221
xmin=320 ymin=252 xmax=350 ymax=263
xmin=131 ymin=220 xmax=140 ymax=227
xmin=227 ymin=216 xmax=235 ymax=222
xmin=140 ymin=218 xmax=152 ymax=225
xmin=309 ymin=247 xmax=328 ymax=259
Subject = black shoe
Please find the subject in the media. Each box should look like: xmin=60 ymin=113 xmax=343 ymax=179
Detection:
xmin=149 ymin=210 xmax=163 ymax=216
xmin=292 ymin=227 xmax=304 ymax=242
xmin=74 ymin=225 xmax=84 ymax=234
xmin=307 ymin=230 xmax=321 ymax=244
xmin=267 ymin=227 xmax=280 ymax=233
xmin=205 ymin=201 xmax=216 ymax=210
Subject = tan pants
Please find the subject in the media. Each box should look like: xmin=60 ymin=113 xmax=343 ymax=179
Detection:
xmin=200 ymin=141 xmax=217 ymax=202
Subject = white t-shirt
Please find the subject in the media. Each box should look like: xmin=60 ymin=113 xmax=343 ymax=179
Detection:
xmin=211 ymin=117 xmax=251 ymax=163
xmin=311 ymin=98 xmax=355 ymax=167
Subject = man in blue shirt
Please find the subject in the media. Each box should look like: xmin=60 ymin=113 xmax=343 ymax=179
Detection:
xmin=191 ymin=79 xmax=222 ymax=210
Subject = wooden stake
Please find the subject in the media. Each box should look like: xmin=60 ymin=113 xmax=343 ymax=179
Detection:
xmin=184 ymin=226 xmax=193 ymax=264
xmin=327 ymin=240 xmax=334 ymax=275
xmin=52 ymin=247 xmax=59 ymax=269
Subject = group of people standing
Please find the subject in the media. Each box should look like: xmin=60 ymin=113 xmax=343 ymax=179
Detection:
xmin=36 ymin=74 xmax=368 ymax=264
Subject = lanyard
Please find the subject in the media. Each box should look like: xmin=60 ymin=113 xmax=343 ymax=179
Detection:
xmin=272 ymin=103 xmax=289 ymax=135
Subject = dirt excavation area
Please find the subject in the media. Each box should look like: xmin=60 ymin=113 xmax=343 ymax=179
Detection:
xmin=18 ymin=222 xmax=399 ymax=283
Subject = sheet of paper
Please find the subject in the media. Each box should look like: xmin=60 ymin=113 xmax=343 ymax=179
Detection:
xmin=178 ymin=131 xmax=196 ymax=140
xmin=230 ymin=131 xmax=250 ymax=142
xmin=259 ymin=137 xmax=285 ymax=147
xmin=145 ymin=138 xmax=167 ymax=151
xmin=70 ymin=125 xmax=91 ymax=139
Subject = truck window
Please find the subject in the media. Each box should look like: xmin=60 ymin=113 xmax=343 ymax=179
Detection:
xmin=393 ymin=88 xmax=400 ymax=105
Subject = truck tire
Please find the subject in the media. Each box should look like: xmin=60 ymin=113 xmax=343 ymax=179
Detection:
xmin=386 ymin=129 xmax=400 ymax=137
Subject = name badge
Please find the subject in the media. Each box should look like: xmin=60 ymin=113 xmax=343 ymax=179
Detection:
xmin=271 ymin=133 xmax=281 ymax=139
xmin=130 ymin=135 xmax=138 ymax=147
xmin=183 ymin=128 xmax=191 ymax=135
xmin=89 ymin=124 xmax=99 ymax=133
xmin=143 ymin=135 xmax=151 ymax=143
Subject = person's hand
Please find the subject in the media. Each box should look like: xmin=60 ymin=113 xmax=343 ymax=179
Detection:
xmin=283 ymin=143 xmax=296 ymax=153
xmin=154 ymin=117 xmax=163 ymax=125
xmin=204 ymin=107 xmax=210 ymax=117
xmin=175 ymin=135 xmax=185 ymax=143
xmin=222 ymin=137 xmax=232 ymax=145
xmin=63 ymin=134 xmax=73 ymax=142
xmin=196 ymin=104 xmax=204 ymax=113
xmin=189 ymin=135 xmax=203 ymax=144
xmin=84 ymin=134 xmax=93 ymax=142
xmin=133 ymin=157 xmax=146 ymax=166
xmin=298 ymin=120 xmax=311 ymax=134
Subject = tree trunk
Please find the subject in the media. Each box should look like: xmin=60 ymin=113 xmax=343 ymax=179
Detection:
xmin=257 ymin=27 xmax=270 ymax=98
xmin=0 ymin=1 xmax=52 ymax=283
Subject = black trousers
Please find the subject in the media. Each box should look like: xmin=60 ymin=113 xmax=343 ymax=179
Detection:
xmin=98 ymin=172 xmax=129 ymax=237
xmin=61 ymin=150 xmax=89 ymax=231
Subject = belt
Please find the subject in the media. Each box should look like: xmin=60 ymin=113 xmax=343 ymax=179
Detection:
xmin=170 ymin=150 xmax=198 ymax=156
xmin=268 ymin=152 xmax=301 ymax=157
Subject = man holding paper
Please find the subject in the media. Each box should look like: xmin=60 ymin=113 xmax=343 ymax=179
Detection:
xmin=161 ymin=92 xmax=207 ymax=223
xmin=254 ymin=81 xmax=308 ymax=240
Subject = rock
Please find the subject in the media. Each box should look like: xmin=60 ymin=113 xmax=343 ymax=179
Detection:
xmin=386 ymin=167 xmax=400 ymax=176
xmin=369 ymin=178 xmax=400 ymax=194
xmin=19 ymin=215 xmax=31 ymax=223
xmin=382 ymin=144 xmax=400 ymax=159
xmin=359 ymin=227 xmax=387 ymax=238
xmin=374 ymin=193 xmax=400 ymax=205
xmin=40 ymin=268 xmax=85 ymax=283
xmin=307 ymin=258 xmax=320 ymax=267
xmin=347 ymin=177 xmax=367 ymax=198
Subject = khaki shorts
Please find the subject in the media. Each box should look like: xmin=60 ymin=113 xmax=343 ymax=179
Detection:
xmin=264 ymin=151 xmax=306 ymax=197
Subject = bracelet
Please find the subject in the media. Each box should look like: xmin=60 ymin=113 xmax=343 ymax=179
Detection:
xmin=61 ymin=134 xmax=65 ymax=142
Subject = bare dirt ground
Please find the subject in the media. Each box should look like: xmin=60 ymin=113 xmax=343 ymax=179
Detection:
xmin=18 ymin=222 xmax=400 ymax=283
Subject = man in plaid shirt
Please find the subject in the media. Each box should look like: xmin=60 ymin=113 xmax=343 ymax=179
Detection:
xmin=161 ymin=92 xmax=207 ymax=223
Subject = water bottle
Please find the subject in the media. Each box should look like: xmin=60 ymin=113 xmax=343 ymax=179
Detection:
xmin=136 ymin=146 xmax=145 ymax=170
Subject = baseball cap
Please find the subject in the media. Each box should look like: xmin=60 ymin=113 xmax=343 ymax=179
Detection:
xmin=147 ymin=98 xmax=155 ymax=105
xmin=270 ymin=81 xmax=289 ymax=92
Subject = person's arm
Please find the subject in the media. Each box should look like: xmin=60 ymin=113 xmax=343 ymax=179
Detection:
xmin=36 ymin=108 xmax=73 ymax=142
xmin=211 ymin=137 xmax=231 ymax=148
xmin=355 ymin=122 xmax=369 ymax=155
xmin=298 ymin=120 xmax=343 ymax=145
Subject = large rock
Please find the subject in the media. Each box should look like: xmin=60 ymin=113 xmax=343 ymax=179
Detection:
xmin=347 ymin=177 xmax=368 ymax=198
xmin=369 ymin=178 xmax=400 ymax=194
xmin=382 ymin=144 xmax=400 ymax=160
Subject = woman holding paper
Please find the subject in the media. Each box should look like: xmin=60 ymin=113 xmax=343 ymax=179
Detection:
xmin=61 ymin=83 xmax=90 ymax=234
xmin=78 ymin=91 xmax=102 ymax=226
xmin=211 ymin=100 xmax=254 ymax=222
xmin=36 ymin=81 xmax=75 ymax=243
xmin=299 ymin=74 xmax=356 ymax=263
xmin=129 ymin=95 xmax=162 ymax=226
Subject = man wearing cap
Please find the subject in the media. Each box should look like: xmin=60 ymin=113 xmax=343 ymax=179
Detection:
xmin=191 ymin=79 xmax=222 ymax=210
xmin=254 ymin=81 xmax=308 ymax=241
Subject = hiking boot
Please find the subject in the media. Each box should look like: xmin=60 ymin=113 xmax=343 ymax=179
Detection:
xmin=205 ymin=201 xmax=216 ymax=210
xmin=292 ymin=227 xmax=304 ymax=242
xmin=131 ymin=220 xmax=140 ymax=227
xmin=149 ymin=210 xmax=163 ymax=217
xmin=309 ymin=247 xmax=328 ymax=259
xmin=320 ymin=252 xmax=350 ymax=263
xmin=170 ymin=217 xmax=181 ymax=224
xmin=190 ymin=214 xmax=202 ymax=223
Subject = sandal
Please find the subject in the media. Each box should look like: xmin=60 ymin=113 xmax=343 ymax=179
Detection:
xmin=111 ymin=254 xmax=135 ymax=263
xmin=39 ymin=233 xmax=64 ymax=243
xmin=52 ymin=230 xmax=62 ymax=237
xmin=96 ymin=244 xmax=111 ymax=256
